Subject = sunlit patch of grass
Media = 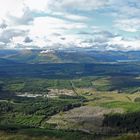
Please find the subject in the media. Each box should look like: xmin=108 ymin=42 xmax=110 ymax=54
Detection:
xmin=101 ymin=101 xmax=140 ymax=112
xmin=85 ymin=93 xmax=133 ymax=106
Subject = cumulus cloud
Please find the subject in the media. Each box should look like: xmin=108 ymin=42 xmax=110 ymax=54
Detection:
xmin=0 ymin=0 xmax=139 ymax=51
xmin=0 ymin=28 xmax=28 ymax=44
xmin=29 ymin=16 xmax=87 ymax=39
xmin=108 ymin=0 xmax=140 ymax=32
xmin=24 ymin=36 xmax=33 ymax=43
xmin=7 ymin=7 xmax=34 ymax=25
xmin=108 ymin=37 xmax=140 ymax=51
xmin=115 ymin=18 xmax=140 ymax=32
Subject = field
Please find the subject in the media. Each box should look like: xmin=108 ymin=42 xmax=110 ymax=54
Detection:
xmin=0 ymin=60 xmax=140 ymax=139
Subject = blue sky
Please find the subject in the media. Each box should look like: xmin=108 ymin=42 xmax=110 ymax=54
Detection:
xmin=0 ymin=0 xmax=139 ymax=50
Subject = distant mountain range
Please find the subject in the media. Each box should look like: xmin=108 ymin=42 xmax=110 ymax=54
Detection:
xmin=0 ymin=49 xmax=140 ymax=64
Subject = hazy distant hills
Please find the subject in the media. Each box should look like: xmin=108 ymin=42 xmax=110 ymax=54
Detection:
xmin=0 ymin=49 xmax=140 ymax=64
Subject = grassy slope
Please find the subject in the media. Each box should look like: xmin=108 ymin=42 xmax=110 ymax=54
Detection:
xmin=0 ymin=129 xmax=96 ymax=140
xmin=46 ymin=91 xmax=140 ymax=134
xmin=110 ymin=134 xmax=140 ymax=140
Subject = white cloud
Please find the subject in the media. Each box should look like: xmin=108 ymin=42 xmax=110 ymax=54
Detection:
xmin=7 ymin=7 xmax=33 ymax=25
xmin=47 ymin=0 xmax=109 ymax=11
xmin=24 ymin=0 xmax=49 ymax=11
xmin=106 ymin=0 xmax=140 ymax=32
xmin=0 ymin=0 xmax=24 ymax=18
xmin=108 ymin=37 xmax=140 ymax=51
xmin=29 ymin=17 xmax=66 ymax=37
xmin=0 ymin=0 xmax=139 ymax=51
xmin=115 ymin=18 xmax=140 ymax=32
xmin=29 ymin=16 xmax=87 ymax=38
xmin=62 ymin=14 xmax=89 ymax=21
xmin=0 ymin=28 xmax=28 ymax=44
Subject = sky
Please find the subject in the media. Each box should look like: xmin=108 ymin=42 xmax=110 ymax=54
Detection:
xmin=0 ymin=0 xmax=139 ymax=51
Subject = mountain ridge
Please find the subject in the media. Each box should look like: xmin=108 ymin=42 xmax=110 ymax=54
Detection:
xmin=0 ymin=49 xmax=140 ymax=64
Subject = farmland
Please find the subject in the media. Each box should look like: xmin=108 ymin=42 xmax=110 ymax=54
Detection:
xmin=0 ymin=59 xmax=140 ymax=139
